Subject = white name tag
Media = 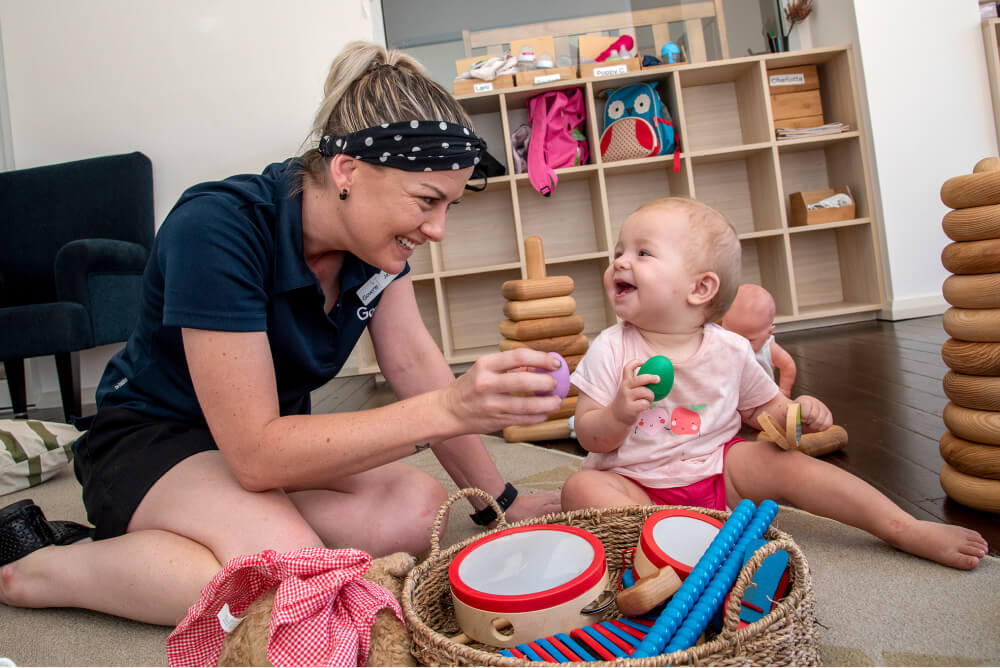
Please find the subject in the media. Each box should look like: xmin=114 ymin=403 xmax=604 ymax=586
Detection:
xmin=534 ymin=73 xmax=562 ymax=84
xmin=473 ymin=82 xmax=494 ymax=93
xmin=593 ymin=64 xmax=628 ymax=77
xmin=769 ymin=73 xmax=805 ymax=86
xmin=357 ymin=270 xmax=398 ymax=305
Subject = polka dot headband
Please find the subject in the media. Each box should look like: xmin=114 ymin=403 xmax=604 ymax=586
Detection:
xmin=317 ymin=120 xmax=486 ymax=172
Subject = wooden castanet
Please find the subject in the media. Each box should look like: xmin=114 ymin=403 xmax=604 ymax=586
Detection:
xmin=941 ymin=238 xmax=1000 ymax=274
xmin=502 ymin=276 xmax=575 ymax=301
xmin=942 ymin=308 xmax=1000 ymax=343
xmin=939 ymin=431 xmax=1000 ymax=480
xmin=616 ymin=566 xmax=682 ymax=617
xmin=942 ymin=273 xmax=1000 ymax=309
xmin=500 ymin=315 xmax=584 ymax=341
xmin=943 ymin=370 xmax=1000 ymax=411
xmin=547 ymin=395 xmax=579 ymax=420
xmin=503 ymin=419 xmax=570 ymax=443
xmin=500 ymin=333 xmax=590 ymax=356
xmin=756 ymin=424 xmax=847 ymax=456
xmin=941 ymin=338 xmax=1000 ymax=376
xmin=943 ymin=402 xmax=1000 ymax=445
xmin=939 ymin=462 xmax=1000 ymax=514
xmin=940 ymin=169 xmax=1000 ymax=209
xmin=504 ymin=296 xmax=577 ymax=321
xmin=941 ymin=204 xmax=1000 ymax=241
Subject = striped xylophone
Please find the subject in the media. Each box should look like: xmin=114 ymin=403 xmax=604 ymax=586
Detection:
xmin=499 ymin=612 xmax=660 ymax=661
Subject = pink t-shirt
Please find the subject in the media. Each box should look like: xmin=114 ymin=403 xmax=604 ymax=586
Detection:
xmin=571 ymin=322 xmax=779 ymax=488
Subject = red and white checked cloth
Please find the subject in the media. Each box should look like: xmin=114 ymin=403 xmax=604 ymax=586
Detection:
xmin=166 ymin=547 xmax=404 ymax=667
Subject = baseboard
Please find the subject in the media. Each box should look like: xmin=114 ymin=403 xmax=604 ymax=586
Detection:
xmin=878 ymin=294 xmax=948 ymax=321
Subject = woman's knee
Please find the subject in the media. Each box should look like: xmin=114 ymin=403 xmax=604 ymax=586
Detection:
xmin=373 ymin=471 xmax=447 ymax=556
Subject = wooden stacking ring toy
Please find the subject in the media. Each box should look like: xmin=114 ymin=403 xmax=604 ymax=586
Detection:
xmin=942 ymin=402 xmax=1000 ymax=446
xmin=942 ymin=273 xmax=1000 ymax=309
xmin=939 ymin=462 xmax=1000 ymax=513
xmin=449 ymin=524 xmax=609 ymax=647
xmin=942 ymin=308 xmax=1000 ymax=342
xmin=943 ymin=370 xmax=1000 ymax=411
xmin=942 ymin=204 xmax=1000 ymax=241
xmin=939 ymin=431 xmax=1000 ymax=479
xmin=940 ymin=338 xmax=1000 ymax=376
xmin=940 ymin=169 xmax=1000 ymax=210
xmin=941 ymin=238 xmax=1000 ymax=274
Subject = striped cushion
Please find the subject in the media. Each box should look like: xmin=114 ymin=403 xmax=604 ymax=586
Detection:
xmin=0 ymin=419 xmax=82 ymax=496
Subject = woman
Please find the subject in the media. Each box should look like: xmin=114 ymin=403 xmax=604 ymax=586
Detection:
xmin=0 ymin=41 xmax=563 ymax=626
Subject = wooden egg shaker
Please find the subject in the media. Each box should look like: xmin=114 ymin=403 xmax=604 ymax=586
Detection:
xmin=448 ymin=525 xmax=608 ymax=647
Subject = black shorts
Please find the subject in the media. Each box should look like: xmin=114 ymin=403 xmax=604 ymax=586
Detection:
xmin=73 ymin=407 xmax=217 ymax=540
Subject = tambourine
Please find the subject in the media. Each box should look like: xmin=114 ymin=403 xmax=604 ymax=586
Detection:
xmin=449 ymin=524 xmax=609 ymax=647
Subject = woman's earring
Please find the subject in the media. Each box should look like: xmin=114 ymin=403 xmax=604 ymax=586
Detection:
xmin=339 ymin=188 xmax=349 ymax=200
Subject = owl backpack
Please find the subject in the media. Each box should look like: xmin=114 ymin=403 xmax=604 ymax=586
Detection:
xmin=600 ymin=81 xmax=679 ymax=170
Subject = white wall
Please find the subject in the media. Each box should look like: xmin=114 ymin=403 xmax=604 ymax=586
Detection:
xmin=799 ymin=0 xmax=997 ymax=320
xmin=0 ymin=0 xmax=375 ymax=409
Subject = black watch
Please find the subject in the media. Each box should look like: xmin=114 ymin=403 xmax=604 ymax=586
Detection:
xmin=470 ymin=483 xmax=519 ymax=526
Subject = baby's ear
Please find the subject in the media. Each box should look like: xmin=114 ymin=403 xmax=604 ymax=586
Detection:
xmin=688 ymin=271 xmax=720 ymax=307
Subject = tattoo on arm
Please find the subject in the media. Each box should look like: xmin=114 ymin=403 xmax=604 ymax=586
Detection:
xmin=414 ymin=442 xmax=431 ymax=453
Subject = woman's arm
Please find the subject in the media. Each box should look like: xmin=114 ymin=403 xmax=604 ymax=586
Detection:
xmin=367 ymin=276 xmax=562 ymax=521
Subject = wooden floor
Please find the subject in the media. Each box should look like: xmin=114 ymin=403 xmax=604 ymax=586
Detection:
xmin=7 ymin=315 xmax=997 ymax=554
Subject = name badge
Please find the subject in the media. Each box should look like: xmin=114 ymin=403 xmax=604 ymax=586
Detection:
xmin=357 ymin=270 xmax=398 ymax=305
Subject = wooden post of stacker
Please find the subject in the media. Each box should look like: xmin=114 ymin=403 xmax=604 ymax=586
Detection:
xmin=500 ymin=236 xmax=589 ymax=443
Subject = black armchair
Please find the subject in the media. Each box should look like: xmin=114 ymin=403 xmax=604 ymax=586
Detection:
xmin=0 ymin=152 xmax=154 ymax=421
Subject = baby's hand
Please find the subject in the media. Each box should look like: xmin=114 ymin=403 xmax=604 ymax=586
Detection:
xmin=610 ymin=359 xmax=659 ymax=426
xmin=796 ymin=395 xmax=833 ymax=433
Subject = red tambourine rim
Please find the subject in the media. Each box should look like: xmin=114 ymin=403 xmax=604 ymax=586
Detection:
xmin=449 ymin=524 xmax=606 ymax=613
xmin=639 ymin=508 xmax=724 ymax=577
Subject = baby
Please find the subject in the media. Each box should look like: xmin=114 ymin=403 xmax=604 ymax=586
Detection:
xmin=722 ymin=284 xmax=796 ymax=397
xmin=562 ymin=196 xmax=987 ymax=570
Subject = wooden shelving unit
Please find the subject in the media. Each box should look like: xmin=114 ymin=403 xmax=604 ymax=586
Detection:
xmin=352 ymin=45 xmax=885 ymax=373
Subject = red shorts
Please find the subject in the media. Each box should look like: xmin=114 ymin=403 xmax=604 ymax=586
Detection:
xmin=630 ymin=436 xmax=744 ymax=511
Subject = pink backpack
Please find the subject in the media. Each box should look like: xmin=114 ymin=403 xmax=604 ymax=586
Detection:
xmin=527 ymin=88 xmax=589 ymax=196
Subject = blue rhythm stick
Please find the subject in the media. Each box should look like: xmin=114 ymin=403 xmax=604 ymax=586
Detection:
xmin=663 ymin=500 xmax=779 ymax=654
xmin=630 ymin=499 xmax=756 ymax=658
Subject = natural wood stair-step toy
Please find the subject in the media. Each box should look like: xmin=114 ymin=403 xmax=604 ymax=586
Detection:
xmin=941 ymin=238 xmax=1000 ymax=274
xmin=756 ymin=404 xmax=847 ymax=456
xmin=939 ymin=431 xmax=1000 ymax=480
xmin=943 ymin=370 xmax=1000 ymax=411
xmin=942 ymin=203 xmax=1000 ymax=241
xmin=942 ymin=273 xmax=1000 ymax=309
xmin=942 ymin=307 xmax=1000 ymax=342
xmin=943 ymin=402 xmax=1000 ymax=446
xmin=941 ymin=338 xmax=1000 ymax=376
xmin=939 ymin=462 xmax=1000 ymax=514
xmin=940 ymin=164 xmax=1000 ymax=210
xmin=500 ymin=235 xmax=590 ymax=443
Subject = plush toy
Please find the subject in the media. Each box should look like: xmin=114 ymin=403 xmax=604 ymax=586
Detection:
xmin=217 ymin=552 xmax=417 ymax=667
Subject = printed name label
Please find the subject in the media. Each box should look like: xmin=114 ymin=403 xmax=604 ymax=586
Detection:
xmin=534 ymin=73 xmax=562 ymax=84
xmin=473 ymin=82 xmax=494 ymax=93
xmin=769 ymin=73 xmax=805 ymax=86
xmin=593 ymin=64 xmax=628 ymax=77
xmin=357 ymin=270 xmax=398 ymax=305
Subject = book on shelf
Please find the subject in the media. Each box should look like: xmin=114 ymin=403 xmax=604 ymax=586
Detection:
xmin=776 ymin=122 xmax=849 ymax=139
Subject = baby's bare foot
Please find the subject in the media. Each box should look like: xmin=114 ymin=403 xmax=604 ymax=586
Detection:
xmin=888 ymin=520 xmax=988 ymax=570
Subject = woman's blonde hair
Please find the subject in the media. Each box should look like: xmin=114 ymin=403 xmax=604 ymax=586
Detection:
xmin=299 ymin=41 xmax=474 ymax=185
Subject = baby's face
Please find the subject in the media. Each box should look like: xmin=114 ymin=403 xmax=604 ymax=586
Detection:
xmin=604 ymin=208 xmax=698 ymax=330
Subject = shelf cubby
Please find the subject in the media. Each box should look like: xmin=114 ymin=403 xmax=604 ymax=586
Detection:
xmin=691 ymin=147 xmax=781 ymax=234
xmin=778 ymin=135 xmax=870 ymax=223
xmin=440 ymin=269 xmax=521 ymax=361
xmin=438 ymin=179 xmax=518 ymax=272
xmin=789 ymin=222 xmax=882 ymax=316
xmin=604 ymin=156 xmax=690 ymax=242
xmin=677 ymin=60 xmax=771 ymax=151
xmin=517 ymin=168 xmax=606 ymax=259
xmin=739 ymin=233 xmax=795 ymax=319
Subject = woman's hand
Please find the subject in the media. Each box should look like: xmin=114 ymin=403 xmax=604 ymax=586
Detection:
xmin=609 ymin=359 xmax=658 ymax=426
xmin=796 ymin=395 xmax=833 ymax=433
xmin=443 ymin=349 xmax=564 ymax=435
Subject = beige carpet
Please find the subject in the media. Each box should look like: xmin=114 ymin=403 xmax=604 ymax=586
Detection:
xmin=2 ymin=436 xmax=998 ymax=666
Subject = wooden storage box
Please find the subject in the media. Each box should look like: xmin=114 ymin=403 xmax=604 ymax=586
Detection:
xmin=789 ymin=186 xmax=855 ymax=226
xmin=515 ymin=65 xmax=578 ymax=87
xmin=578 ymin=34 xmax=640 ymax=79
xmin=769 ymin=64 xmax=823 ymax=130
xmin=453 ymin=55 xmax=516 ymax=96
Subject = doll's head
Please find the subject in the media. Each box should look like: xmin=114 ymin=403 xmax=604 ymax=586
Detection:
xmin=721 ymin=283 xmax=776 ymax=352
xmin=604 ymin=196 xmax=740 ymax=332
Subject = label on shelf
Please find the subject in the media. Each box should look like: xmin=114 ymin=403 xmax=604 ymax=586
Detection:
xmin=593 ymin=64 xmax=629 ymax=77
xmin=770 ymin=73 xmax=806 ymax=86
xmin=473 ymin=82 xmax=495 ymax=93
xmin=534 ymin=73 xmax=563 ymax=84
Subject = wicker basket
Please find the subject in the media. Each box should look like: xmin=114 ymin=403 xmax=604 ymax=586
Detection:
xmin=402 ymin=489 xmax=820 ymax=666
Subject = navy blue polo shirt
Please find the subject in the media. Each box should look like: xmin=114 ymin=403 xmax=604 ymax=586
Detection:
xmin=95 ymin=159 xmax=408 ymax=423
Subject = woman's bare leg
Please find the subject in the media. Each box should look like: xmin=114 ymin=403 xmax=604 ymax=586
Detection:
xmin=724 ymin=440 xmax=989 ymax=570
